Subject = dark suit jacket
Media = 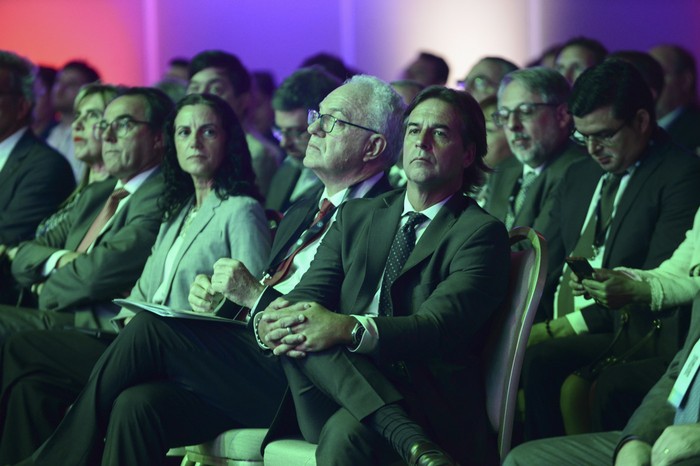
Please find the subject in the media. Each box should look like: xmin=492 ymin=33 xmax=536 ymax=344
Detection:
xmin=485 ymin=141 xmax=585 ymax=232
xmin=11 ymin=171 xmax=164 ymax=327
xmin=540 ymin=131 xmax=700 ymax=331
xmin=275 ymin=190 xmax=511 ymax=464
xmin=619 ymin=294 xmax=700 ymax=449
xmin=0 ymin=130 xmax=75 ymax=245
xmin=666 ymin=104 xmax=700 ymax=154
xmin=264 ymin=158 xmax=321 ymax=213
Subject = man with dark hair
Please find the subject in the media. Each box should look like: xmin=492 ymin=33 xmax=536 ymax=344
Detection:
xmin=46 ymin=60 xmax=100 ymax=180
xmin=650 ymin=44 xmax=700 ymax=154
xmin=300 ymin=52 xmax=351 ymax=81
xmin=252 ymin=85 xmax=508 ymax=466
xmin=521 ymin=58 xmax=700 ymax=441
xmin=609 ymin=50 xmax=665 ymax=104
xmin=187 ymin=50 xmax=282 ymax=195
xmin=460 ymin=56 xmax=518 ymax=103
xmin=485 ymin=67 xmax=584 ymax=230
xmin=265 ymin=66 xmax=341 ymax=212
xmin=555 ymin=36 xmax=608 ymax=85
xmin=403 ymin=51 xmax=450 ymax=87
xmin=0 ymin=87 xmax=171 ymax=463
xmin=0 ymin=51 xmax=75 ymax=306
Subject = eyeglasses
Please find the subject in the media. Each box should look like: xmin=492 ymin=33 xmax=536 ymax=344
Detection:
xmin=95 ymin=116 xmax=150 ymax=139
xmin=307 ymin=109 xmax=378 ymax=134
xmin=272 ymin=126 xmax=308 ymax=142
xmin=457 ymin=75 xmax=497 ymax=93
xmin=570 ymin=122 xmax=626 ymax=148
xmin=492 ymin=102 xmax=558 ymax=128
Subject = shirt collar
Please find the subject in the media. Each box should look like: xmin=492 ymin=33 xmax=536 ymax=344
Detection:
xmin=117 ymin=166 xmax=158 ymax=194
xmin=319 ymin=171 xmax=384 ymax=209
xmin=0 ymin=126 xmax=28 ymax=159
xmin=402 ymin=192 xmax=453 ymax=220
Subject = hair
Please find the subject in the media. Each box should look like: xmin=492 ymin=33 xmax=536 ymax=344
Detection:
xmin=419 ymin=52 xmax=450 ymax=85
xmin=0 ymin=50 xmax=35 ymax=105
xmin=558 ymin=36 xmax=608 ymax=65
xmin=188 ymin=50 xmax=251 ymax=96
xmin=272 ymin=66 xmax=341 ymax=112
xmin=405 ymin=86 xmax=489 ymax=194
xmin=609 ymin=51 xmax=665 ymax=100
xmin=480 ymin=56 xmax=519 ymax=77
xmin=252 ymin=71 xmax=276 ymax=98
xmin=117 ymin=87 xmax=174 ymax=133
xmin=498 ymin=66 xmax=571 ymax=105
xmin=36 ymin=66 xmax=57 ymax=92
xmin=300 ymin=52 xmax=351 ymax=81
xmin=169 ymin=57 xmax=190 ymax=69
xmin=343 ymin=75 xmax=406 ymax=167
xmin=569 ymin=58 xmax=656 ymax=122
xmin=62 ymin=60 xmax=100 ymax=84
xmin=160 ymin=93 xmax=261 ymax=220
xmin=74 ymin=83 xmax=124 ymax=113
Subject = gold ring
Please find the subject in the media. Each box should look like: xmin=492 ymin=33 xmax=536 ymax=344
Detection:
xmin=664 ymin=448 xmax=670 ymax=454
xmin=286 ymin=327 xmax=292 ymax=335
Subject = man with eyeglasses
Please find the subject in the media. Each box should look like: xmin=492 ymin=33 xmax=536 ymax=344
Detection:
xmin=519 ymin=58 xmax=700 ymax=442
xmin=484 ymin=67 xmax=584 ymax=231
xmin=459 ymin=56 xmax=518 ymax=104
xmin=2 ymin=88 xmax=170 ymax=345
xmin=264 ymin=66 xmax=340 ymax=213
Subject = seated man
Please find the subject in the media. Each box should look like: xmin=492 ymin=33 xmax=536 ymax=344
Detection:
xmin=264 ymin=66 xmax=340 ymax=212
xmin=2 ymin=87 xmax=170 ymax=342
xmin=0 ymin=51 xmax=75 ymax=273
xmin=255 ymin=86 xmax=509 ymax=466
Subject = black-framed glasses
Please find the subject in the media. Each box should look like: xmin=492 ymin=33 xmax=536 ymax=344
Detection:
xmin=570 ymin=122 xmax=627 ymax=148
xmin=307 ymin=109 xmax=378 ymax=134
xmin=492 ymin=102 xmax=558 ymax=128
xmin=272 ymin=126 xmax=308 ymax=142
xmin=95 ymin=116 xmax=150 ymax=139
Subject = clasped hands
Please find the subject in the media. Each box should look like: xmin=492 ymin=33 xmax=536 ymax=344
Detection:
xmin=615 ymin=424 xmax=700 ymax=466
xmin=257 ymin=298 xmax=355 ymax=359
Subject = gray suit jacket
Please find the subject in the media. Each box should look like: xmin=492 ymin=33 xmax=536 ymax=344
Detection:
xmin=0 ymin=130 xmax=75 ymax=245
xmin=485 ymin=141 xmax=585 ymax=232
xmin=11 ymin=171 xmax=164 ymax=322
xmin=128 ymin=193 xmax=271 ymax=310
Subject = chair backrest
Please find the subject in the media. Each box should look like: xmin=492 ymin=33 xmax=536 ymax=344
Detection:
xmin=481 ymin=226 xmax=547 ymax=462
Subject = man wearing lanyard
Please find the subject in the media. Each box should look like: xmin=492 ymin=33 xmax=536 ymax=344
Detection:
xmin=521 ymin=59 xmax=700 ymax=441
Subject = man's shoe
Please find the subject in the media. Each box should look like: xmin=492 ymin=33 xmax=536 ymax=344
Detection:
xmin=407 ymin=441 xmax=456 ymax=466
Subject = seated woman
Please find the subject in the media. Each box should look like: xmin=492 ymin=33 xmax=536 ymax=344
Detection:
xmin=1 ymin=93 xmax=271 ymax=464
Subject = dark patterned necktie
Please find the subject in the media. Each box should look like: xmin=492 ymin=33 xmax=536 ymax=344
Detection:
xmin=505 ymin=170 xmax=537 ymax=230
xmin=378 ymin=212 xmax=428 ymax=316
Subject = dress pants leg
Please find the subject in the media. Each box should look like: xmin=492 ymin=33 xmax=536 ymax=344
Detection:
xmin=29 ymin=312 xmax=286 ymax=466
xmin=0 ymin=305 xmax=74 ymax=347
xmin=504 ymin=431 xmax=620 ymax=466
xmin=0 ymin=329 xmax=113 ymax=464
xmin=521 ymin=333 xmax=612 ymax=441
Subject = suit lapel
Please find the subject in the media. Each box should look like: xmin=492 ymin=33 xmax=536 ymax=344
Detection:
xmin=0 ymin=131 xmax=32 ymax=186
xmin=267 ymin=193 xmax=321 ymax=271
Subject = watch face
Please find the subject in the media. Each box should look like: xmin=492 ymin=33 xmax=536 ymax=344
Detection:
xmin=352 ymin=323 xmax=365 ymax=346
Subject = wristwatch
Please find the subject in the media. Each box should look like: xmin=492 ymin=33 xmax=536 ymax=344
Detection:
xmin=351 ymin=321 xmax=366 ymax=349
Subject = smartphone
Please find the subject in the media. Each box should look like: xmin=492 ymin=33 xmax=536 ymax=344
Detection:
xmin=565 ymin=256 xmax=595 ymax=281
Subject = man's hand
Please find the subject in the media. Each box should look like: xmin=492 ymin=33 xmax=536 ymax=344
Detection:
xmin=188 ymin=274 xmax=224 ymax=313
xmin=57 ymin=251 xmax=83 ymax=269
xmin=31 ymin=282 xmax=45 ymax=296
xmin=209 ymin=258 xmax=264 ymax=309
xmin=615 ymin=439 xmax=651 ymax=466
xmin=257 ymin=299 xmax=355 ymax=358
xmin=6 ymin=246 xmax=18 ymax=262
xmin=581 ymin=269 xmax=651 ymax=309
xmin=651 ymin=424 xmax=700 ymax=466
xmin=527 ymin=317 xmax=575 ymax=347
xmin=569 ymin=271 xmax=591 ymax=299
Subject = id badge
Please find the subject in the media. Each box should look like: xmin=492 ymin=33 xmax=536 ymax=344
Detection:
xmin=668 ymin=339 xmax=700 ymax=408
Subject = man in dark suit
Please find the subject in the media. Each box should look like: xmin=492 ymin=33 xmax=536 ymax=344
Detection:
xmin=264 ymin=66 xmax=340 ymax=213
xmin=506 ymin=294 xmax=700 ymax=465
xmin=19 ymin=75 xmax=403 ymax=466
xmin=0 ymin=51 xmax=75 ymax=266
xmin=484 ymin=67 xmax=584 ymax=231
xmin=1 ymin=87 xmax=171 ymax=341
xmin=520 ymin=59 xmax=700 ymax=441
xmin=254 ymin=86 xmax=509 ymax=466
xmin=650 ymin=44 xmax=700 ymax=155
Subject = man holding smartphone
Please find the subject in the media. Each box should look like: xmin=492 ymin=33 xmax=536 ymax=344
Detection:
xmin=521 ymin=58 xmax=700 ymax=441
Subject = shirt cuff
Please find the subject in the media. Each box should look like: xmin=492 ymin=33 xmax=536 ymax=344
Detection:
xmin=565 ymin=311 xmax=590 ymax=335
xmin=348 ymin=315 xmax=378 ymax=353
xmin=42 ymin=250 xmax=70 ymax=277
